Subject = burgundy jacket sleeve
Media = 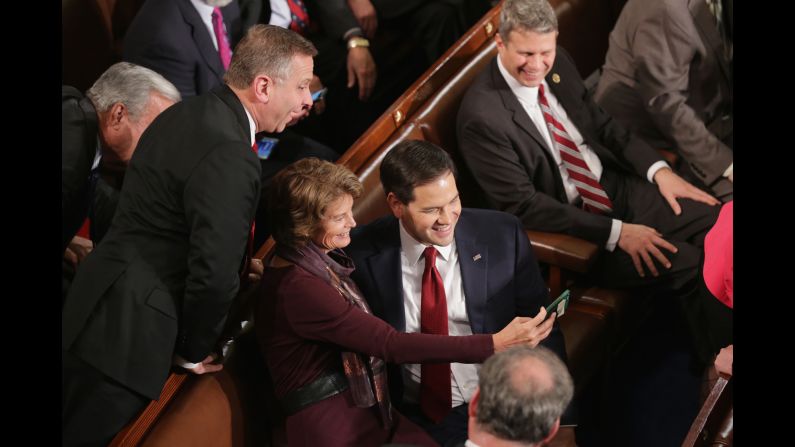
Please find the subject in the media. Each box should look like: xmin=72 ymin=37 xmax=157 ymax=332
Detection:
xmin=281 ymin=269 xmax=493 ymax=364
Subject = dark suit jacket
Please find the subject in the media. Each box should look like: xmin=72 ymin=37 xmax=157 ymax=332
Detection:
xmin=456 ymin=51 xmax=664 ymax=246
xmin=123 ymin=0 xmax=242 ymax=97
xmin=346 ymin=209 xmax=571 ymax=422
xmin=594 ymin=0 xmax=733 ymax=197
xmin=62 ymin=86 xmax=99 ymax=252
xmin=62 ymin=85 xmax=261 ymax=400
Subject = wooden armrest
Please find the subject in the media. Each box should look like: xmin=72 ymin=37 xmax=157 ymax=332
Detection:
xmin=108 ymin=372 xmax=189 ymax=447
xmin=525 ymin=230 xmax=599 ymax=274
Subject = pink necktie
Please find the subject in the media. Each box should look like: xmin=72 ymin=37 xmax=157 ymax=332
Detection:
xmin=419 ymin=246 xmax=452 ymax=423
xmin=538 ymin=84 xmax=614 ymax=214
xmin=211 ymin=7 xmax=232 ymax=70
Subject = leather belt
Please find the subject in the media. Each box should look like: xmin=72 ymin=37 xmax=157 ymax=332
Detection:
xmin=281 ymin=371 xmax=349 ymax=416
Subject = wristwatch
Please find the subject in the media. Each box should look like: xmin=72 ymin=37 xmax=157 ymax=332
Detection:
xmin=347 ymin=36 xmax=370 ymax=50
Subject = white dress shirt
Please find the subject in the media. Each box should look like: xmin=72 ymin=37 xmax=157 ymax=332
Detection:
xmin=269 ymin=0 xmax=292 ymax=28
xmin=496 ymin=57 xmax=669 ymax=251
xmin=398 ymin=221 xmax=480 ymax=407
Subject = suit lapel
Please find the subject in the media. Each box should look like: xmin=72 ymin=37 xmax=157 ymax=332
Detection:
xmin=491 ymin=60 xmax=551 ymax=153
xmin=490 ymin=58 xmax=569 ymax=203
xmin=178 ymin=0 xmax=226 ymax=80
xmin=690 ymin=0 xmax=731 ymax=83
xmin=455 ymin=213 xmax=489 ymax=334
xmin=366 ymin=220 xmax=406 ymax=331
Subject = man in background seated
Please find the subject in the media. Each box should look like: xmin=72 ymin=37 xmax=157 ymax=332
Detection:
xmin=466 ymin=346 xmax=574 ymax=447
xmin=346 ymin=140 xmax=576 ymax=447
xmin=62 ymin=25 xmax=314 ymax=447
xmin=594 ymin=0 xmax=733 ymax=201
xmin=62 ymin=62 xmax=180 ymax=296
xmin=456 ymin=0 xmax=721 ymax=362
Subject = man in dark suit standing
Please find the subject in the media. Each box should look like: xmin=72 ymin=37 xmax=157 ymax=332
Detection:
xmin=456 ymin=0 xmax=721 ymax=361
xmin=62 ymin=62 xmax=180 ymax=254
xmin=62 ymin=25 xmax=317 ymax=447
xmin=346 ymin=140 xmax=575 ymax=447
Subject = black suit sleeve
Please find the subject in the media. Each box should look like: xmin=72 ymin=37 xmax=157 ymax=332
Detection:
xmin=306 ymin=0 xmax=360 ymax=40
xmin=62 ymin=88 xmax=96 ymax=251
xmin=178 ymin=144 xmax=261 ymax=362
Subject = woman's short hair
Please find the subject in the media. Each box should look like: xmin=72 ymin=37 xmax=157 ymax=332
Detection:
xmin=268 ymin=158 xmax=363 ymax=247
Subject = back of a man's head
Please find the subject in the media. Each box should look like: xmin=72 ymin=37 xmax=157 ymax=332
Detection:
xmin=379 ymin=139 xmax=458 ymax=205
xmin=474 ymin=346 xmax=573 ymax=445
xmin=224 ymin=24 xmax=317 ymax=89
xmin=86 ymin=62 xmax=181 ymax=120
xmin=499 ymin=0 xmax=558 ymax=37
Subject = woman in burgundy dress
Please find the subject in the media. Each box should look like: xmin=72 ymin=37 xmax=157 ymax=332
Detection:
xmin=256 ymin=158 xmax=552 ymax=446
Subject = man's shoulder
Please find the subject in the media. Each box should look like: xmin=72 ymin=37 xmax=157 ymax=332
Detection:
xmin=460 ymin=208 xmax=522 ymax=232
xmin=348 ymin=215 xmax=399 ymax=253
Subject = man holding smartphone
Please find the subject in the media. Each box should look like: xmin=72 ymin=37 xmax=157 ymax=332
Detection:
xmin=347 ymin=140 xmax=577 ymax=447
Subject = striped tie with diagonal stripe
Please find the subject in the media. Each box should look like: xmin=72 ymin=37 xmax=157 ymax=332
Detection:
xmin=538 ymin=84 xmax=614 ymax=214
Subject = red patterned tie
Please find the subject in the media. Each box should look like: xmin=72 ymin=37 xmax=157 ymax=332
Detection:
xmin=287 ymin=0 xmax=311 ymax=35
xmin=538 ymin=84 xmax=614 ymax=214
xmin=419 ymin=246 xmax=452 ymax=423
xmin=211 ymin=7 xmax=233 ymax=70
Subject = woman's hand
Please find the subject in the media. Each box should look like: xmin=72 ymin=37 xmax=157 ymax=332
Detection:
xmin=492 ymin=307 xmax=555 ymax=352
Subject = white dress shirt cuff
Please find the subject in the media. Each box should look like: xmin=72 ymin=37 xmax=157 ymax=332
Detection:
xmin=646 ymin=161 xmax=671 ymax=183
xmin=172 ymin=354 xmax=200 ymax=370
xmin=605 ymin=219 xmax=622 ymax=252
xmin=723 ymin=162 xmax=733 ymax=181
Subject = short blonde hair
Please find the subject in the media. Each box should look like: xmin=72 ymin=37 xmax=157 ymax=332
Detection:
xmin=268 ymin=158 xmax=363 ymax=247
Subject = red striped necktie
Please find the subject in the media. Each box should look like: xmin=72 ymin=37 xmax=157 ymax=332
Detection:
xmin=538 ymin=84 xmax=613 ymax=214
xmin=287 ymin=0 xmax=311 ymax=35
xmin=419 ymin=246 xmax=452 ymax=423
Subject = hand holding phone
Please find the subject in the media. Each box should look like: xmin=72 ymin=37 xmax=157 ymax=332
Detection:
xmin=545 ymin=289 xmax=570 ymax=319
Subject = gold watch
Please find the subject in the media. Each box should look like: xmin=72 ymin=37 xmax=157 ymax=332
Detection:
xmin=347 ymin=36 xmax=370 ymax=50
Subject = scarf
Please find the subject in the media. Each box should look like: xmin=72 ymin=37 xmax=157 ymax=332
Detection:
xmin=273 ymin=241 xmax=394 ymax=429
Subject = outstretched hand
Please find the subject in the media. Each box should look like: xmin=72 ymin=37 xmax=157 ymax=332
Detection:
xmin=653 ymin=167 xmax=720 ymax=215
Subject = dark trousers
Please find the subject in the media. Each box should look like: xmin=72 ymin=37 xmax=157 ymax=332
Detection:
xmin=63 ymin=350 xmax=149 ymax=447
xmin=591 ymin=170 xmax=721 ymax=364
xmin=400 ymin=402 xmax=469 ymax=447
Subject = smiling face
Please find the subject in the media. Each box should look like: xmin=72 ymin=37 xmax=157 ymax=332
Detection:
xmin=496 ymin=28 xmax=557 ymax=88
xmin=388 ymin=171 xmax=461 ymax=247
xmin=265 ymin=53 xmax=314 ymax=133
xmin=312 ymin=194 xmax=356 ymax=251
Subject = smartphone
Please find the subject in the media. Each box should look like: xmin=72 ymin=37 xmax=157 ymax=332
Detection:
xmin=545 ymin=289 xmax=570 ymax=319
xmin=311 ymin=87 xmax=328 ymax=102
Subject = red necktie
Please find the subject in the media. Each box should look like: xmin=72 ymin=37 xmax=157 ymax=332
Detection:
xmin=286 ymin=0 xmax=311 ymax=35
xmin=419 ymin=246 xmax=452 ymax=423
xmin=538 ymin=84 xmax=614 ymax=214
xmin=247 ymin=142 xmax=258 ymax=259
xmin=211 ymin=7 xmax=233 ymax=70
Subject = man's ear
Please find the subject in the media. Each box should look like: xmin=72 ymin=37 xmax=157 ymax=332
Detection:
xmin=540 ymin=418 xmax=560 ymax=445
xmin=495 ymin=32 xmax=504 ymax=49
xmin=254 ymin=75 xmax=273 ymax=104
xmin=108 ymin=102 xmax=127 ymax=128
xmin=468 ymin=388 xmax=480 ymax=418
xmin=386 ymin=192 xmax=405 ymax=219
